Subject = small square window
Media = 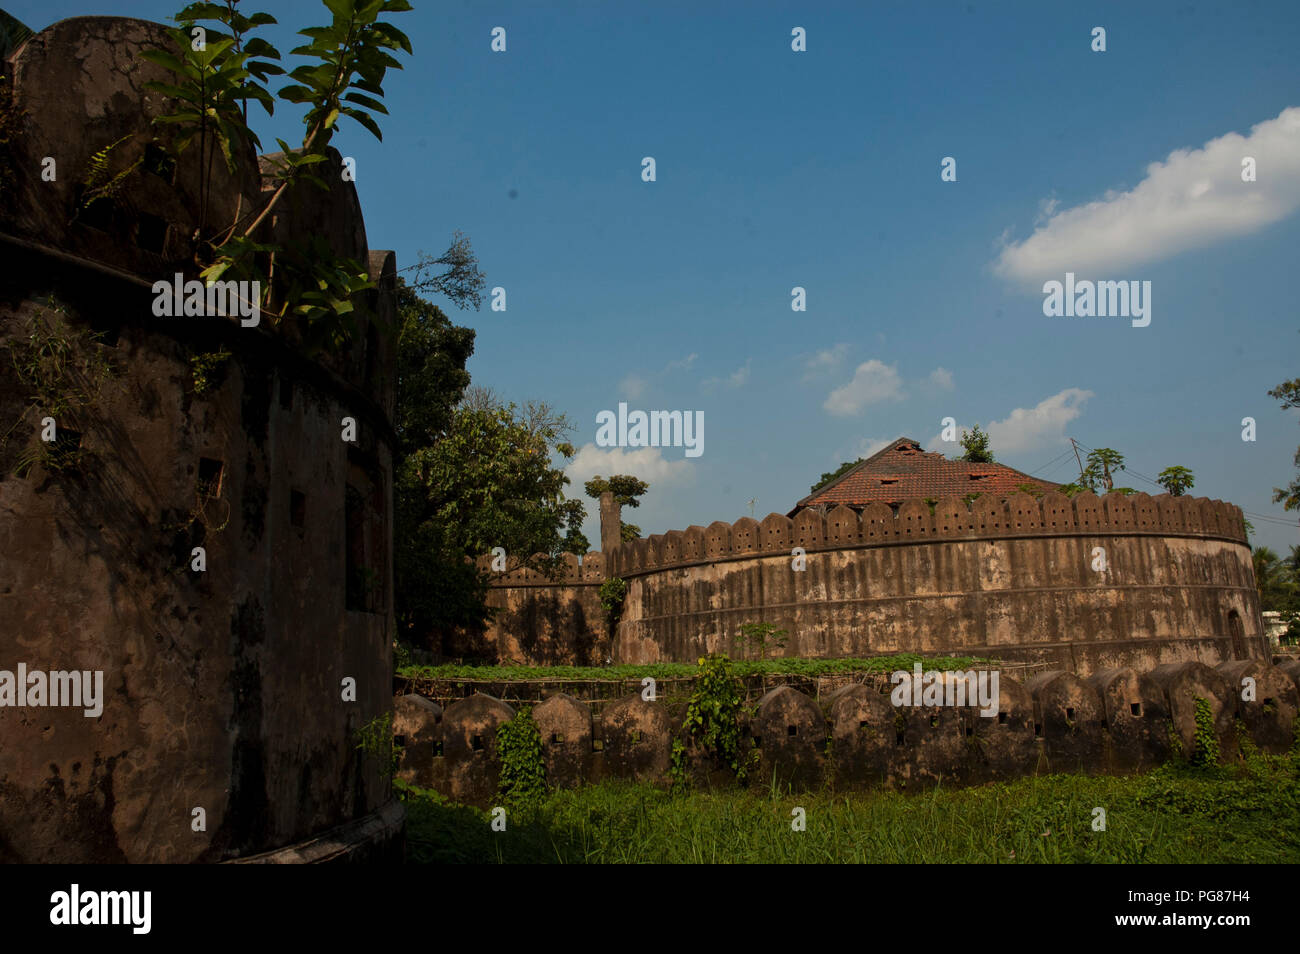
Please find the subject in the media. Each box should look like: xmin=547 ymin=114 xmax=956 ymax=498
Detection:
xmin=1129 ymin=702 xmax=1142 ymax=717
xmin=787 ymin=725 xmax=797 ymax=737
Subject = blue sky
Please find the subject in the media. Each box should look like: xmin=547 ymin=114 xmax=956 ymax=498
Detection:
xmin=13 ymin=0 xmax=1300 ymax=552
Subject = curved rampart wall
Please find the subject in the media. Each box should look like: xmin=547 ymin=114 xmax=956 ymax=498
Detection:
xmin=0 ymin=18 xmax=398 ymax=861
xmin=605 ymin=493 xmax=1262 ymax=675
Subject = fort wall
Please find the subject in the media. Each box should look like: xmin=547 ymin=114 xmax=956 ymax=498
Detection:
xmin=485 ymin=493 xmax=1262 ymax=674
xmin=393 ymin=658 xmax=1300 ymax=805
xmin=0 ymin=17 xmax=399 ymax=861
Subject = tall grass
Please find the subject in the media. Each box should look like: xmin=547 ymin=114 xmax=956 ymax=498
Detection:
xmin=401 ymin=753 xmax=1300 ymax=864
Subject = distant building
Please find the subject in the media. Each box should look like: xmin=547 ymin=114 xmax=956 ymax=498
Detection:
xmin=789 ymin=437 xmax=1061 ymax=517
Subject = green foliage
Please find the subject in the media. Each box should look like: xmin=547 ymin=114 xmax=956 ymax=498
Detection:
xmin=394 ymin=387 xmax=587 ymax=649
xmin=397 ymin=653 xmax=991 ymax=684
xmin=1268 ymin=375 xmax=1300 ymax=515
xmin=619 ymin=522 xmax=641 ymax=542
xmin=1015 ymin=483 xmax=1045 ymax=499
xmin=1056 ymin=482 xmax=1085 ymax=497
xmin=189 ymin=346 xmax=231 ymax=394
xmin=401 ymin=751 xmax=1300 ymax=864
xmin=679 ymin=653 xmax=757 ymax=783
xmin=1251 ymin=545 xmax=1300 ymax=617
xmin=355 ymin=710 xmax=400 ymax=779
xmin=810 ymin=459 xmax=858 ymax=493
xmin=733 ymin=622 xmax=788 ymax=662
xmin=598 ymin=577 xmax=627 ymax=618
xmin=1080 ymin=447 xmax=1125 ymax=493
xmin=141 ymin=0 xmax=414 ymax=346
xmin=1156 ymin=465 xmax=1195 ymax=496
xmin=1191 ymin=696 xmax=1220 ymax=768
xmin=958 ymin=424 xmax=995 ymax=463
xmin=2 ymin=304 xmax=119 ymax=476
xmin=496 ymin=708 xmax=547 ymax=812
xmin=76 ymin=134 xmax=143 ymax=218
xmin=584 ymin=474 xmax=649 ymax=508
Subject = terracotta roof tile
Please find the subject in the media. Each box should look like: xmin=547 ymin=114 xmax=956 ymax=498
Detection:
xmin=790 ymin=437 xmax=1061 ymax=514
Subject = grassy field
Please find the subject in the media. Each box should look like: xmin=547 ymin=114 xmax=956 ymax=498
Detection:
xmin=399 ymin=752 xmax=1300 ymax=864
xmin=396 ymin=653 xmax=991 ymax=683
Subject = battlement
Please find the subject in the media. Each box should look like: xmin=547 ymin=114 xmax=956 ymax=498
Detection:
xmin=393 ymin=657 xmax=1300 ymax=805
xmin=607 ymin=491 xmax=1245 ymax=578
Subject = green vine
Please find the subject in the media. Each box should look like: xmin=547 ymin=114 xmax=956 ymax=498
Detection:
xmin=355 ymin=710 xmax=401 ymax=779
xmin=1191 ymin=696 xmax=1220 ymax=768
xmin=673 ymin=653 xmax=758 ymax=788
xmin=496 ymin=707 xmax=546 ymax=812
xmin=190 ymin=346 xmax=232 ymax=394
xmin=599 ymin=576 xmax=628 ymax=631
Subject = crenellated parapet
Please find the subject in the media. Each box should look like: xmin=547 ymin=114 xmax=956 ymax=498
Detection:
xmin=606 ymin=492 xmax=1246 ymax=579
xmin=394 ymin=658 xmax=1300 ymax=805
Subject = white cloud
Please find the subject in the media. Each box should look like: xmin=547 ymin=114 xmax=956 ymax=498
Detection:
xmin=994 ymin=106 xmax=1300 ymax=286
xmin=617 ymin=354 xmax=700 ymax=400
xmin=704 ymin=358 xmax=751 ymax=391
xmin=823 ymin=360 xmax=906 ymax=416
xmin=924 ymin=388 xmax=1093 ymax=456
xmin=619 ymin=374 xmax=647 ymax=400
xmin=926 ymin=367 xmax=954 ymax=391
xmin=802 ymin=343 xmax=850 ymax=380
xmin=855 ymin=437 xmax=894 ymax=458
xmin=985 ymin=388 xmax=1093 ymax=454
xmin=565 ymin=443 xmax=694 ymax=491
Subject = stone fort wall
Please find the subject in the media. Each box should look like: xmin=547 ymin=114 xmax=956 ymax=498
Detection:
xmin=0 ymin=17 xmax=400 ymax=861
xmin=485 ymin=491 xmax=1262 ymax=675
xmin=394 ymin=658 xmax=1300 ymax=805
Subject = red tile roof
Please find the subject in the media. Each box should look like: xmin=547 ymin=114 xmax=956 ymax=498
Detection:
xmin=790 ymin=437 xmax=1061 ymax=514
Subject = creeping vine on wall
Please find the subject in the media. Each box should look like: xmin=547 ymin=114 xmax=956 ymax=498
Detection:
xmin=496 ymin=707 xmax=546 ymax=811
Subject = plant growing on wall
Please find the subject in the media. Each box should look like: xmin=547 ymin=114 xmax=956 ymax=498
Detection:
xmin=734 ymin=622 xmax=787 ymax=662
xmin=355 ymin=710 xmax=401 ymax=779
xmin=138 ymin=0 xmax=479 ymax=351
xmin=496 ymin=707 xmax=546 ymax=812
xmin=2 ymin=303 xmax=120 ymax=477
xmin=1156 ymin=465 xmax=1195 ymax=497
xmin=1190 ymin=696 xmax=1220 ymax=768
xmin=675 ymin=653 xmax=757 ymax=785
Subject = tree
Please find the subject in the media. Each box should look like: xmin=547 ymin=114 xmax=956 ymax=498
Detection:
xmin=1156 ymin=465 xmax=1195 ymax=496
xmin=959 ymin=424 xmax=995 ymax=463
xmin=811 ymin=460 xmax=858 ymax=493
xmin=584 ymin=475 xmax=649 ymax=542
xmin=395 ymin=398 xmax=587 ymax=650
xmin=1268 ymin=377 xmax=1300 ymax=517
xmin=1080 ymin=448 xmax=1125 ymax=493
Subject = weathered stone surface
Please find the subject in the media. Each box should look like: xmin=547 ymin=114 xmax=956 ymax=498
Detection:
xmin=887 ymin=670 xmax=975 ymax=787
xmin=1216 ymin=660 xmax=1300 ymax=754
xmin=1149 ymin=662 xmax=1235 ymax=761
xmin=823 ymin=683 xmax=896 ymax=788
xmin=1086 ymin=668 xmax=1171 ymax=772
xmin=442 ymin=694 xmax=515 ymax=805
xmin=751 ymin=686 xmax=825 ymax=789
xmin=533 ymin=693 xmax=593 ymax=789
xmin=599 ymin=694 xmax=671 ymax=782
xmin=393 ymin=694 xmax=442 ymax=786
xmin=0 ymin=16 xmax=398 ymax=863
xmin=1027 ymin=671 xmax=1108 ymax=774
xmin=965 ymin=675 xmax=1039 ymax=783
